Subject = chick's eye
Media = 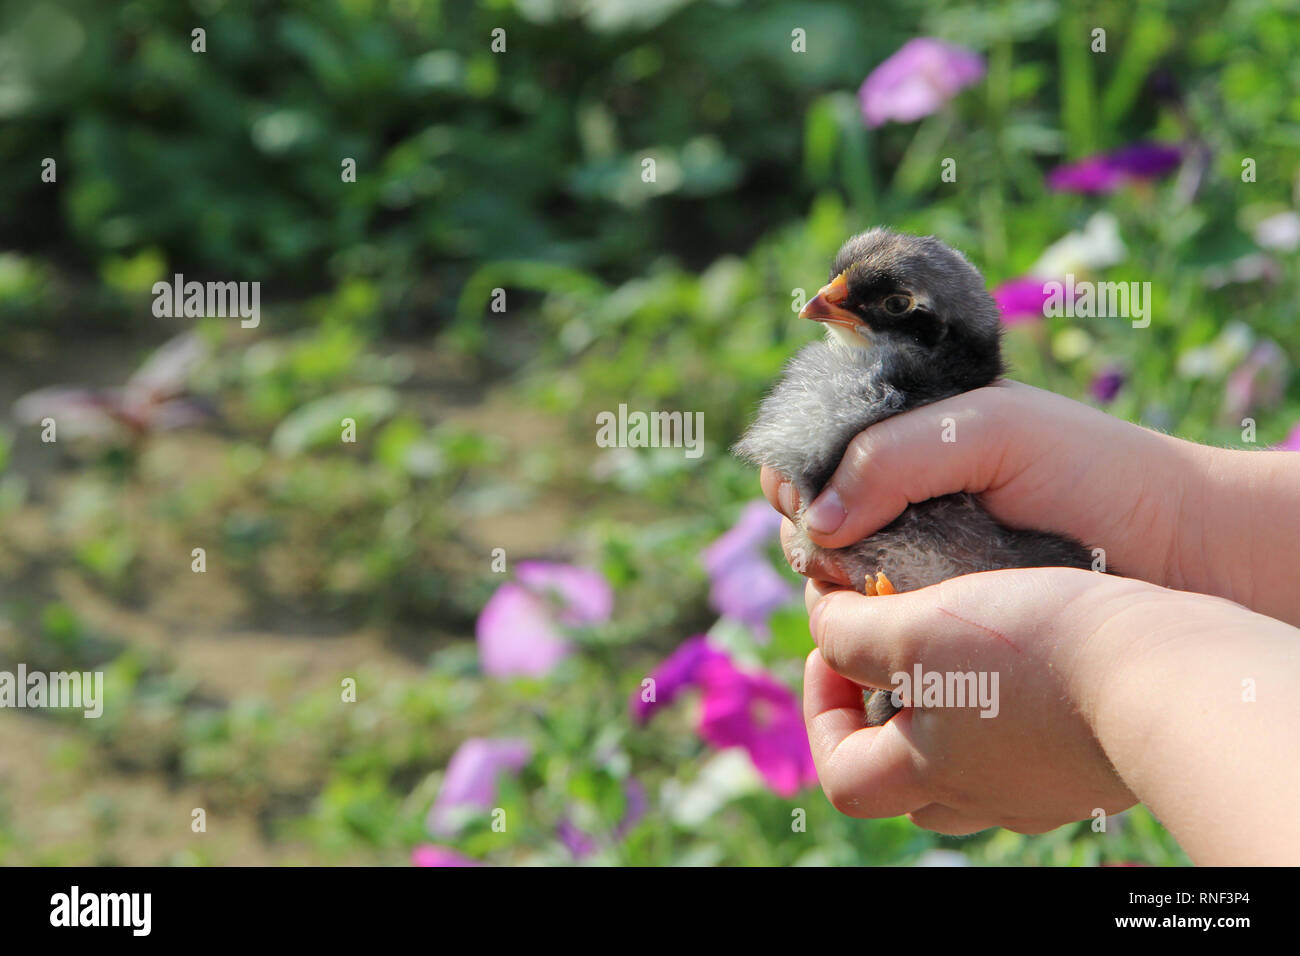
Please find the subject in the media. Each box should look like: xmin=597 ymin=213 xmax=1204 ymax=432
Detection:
xmin=882 ymin=294 xmax=914 ymax=315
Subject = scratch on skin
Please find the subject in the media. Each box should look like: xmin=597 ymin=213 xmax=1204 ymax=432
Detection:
xmin=937 ymin=607 xmax=1021 ymax=654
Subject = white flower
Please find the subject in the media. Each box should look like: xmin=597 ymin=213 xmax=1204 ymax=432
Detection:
xmin=1253 ymin=211 xmax=1300 ymax=252
xmin=1031 ymin=212 xmax=1126 ymax=278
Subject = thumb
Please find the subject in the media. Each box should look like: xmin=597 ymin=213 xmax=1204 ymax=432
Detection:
xmin=802 ymin=383 xmax=1022 ymax=548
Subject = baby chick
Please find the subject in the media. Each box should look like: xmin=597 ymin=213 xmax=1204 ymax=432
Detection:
xmin=735 ymin=229 xmax=1095 ymax=725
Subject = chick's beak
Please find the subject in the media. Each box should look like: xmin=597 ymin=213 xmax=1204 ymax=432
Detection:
xmin=799 ymin=272 xmax=858 ymax=328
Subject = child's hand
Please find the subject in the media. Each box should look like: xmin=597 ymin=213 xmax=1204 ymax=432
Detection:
xmin=803 ymin=567 xmax=1143 ymax=835
xmin=763 ymin=380 xmax=1186 ymax=589
xmin=804 ymin=566 xmax=1300 ymax=863
xmin=763 ymin=380 xmax=1300 ymax=627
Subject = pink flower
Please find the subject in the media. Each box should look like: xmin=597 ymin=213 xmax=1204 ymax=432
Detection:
xmin=631 ymin=634 xmax=729 ymax=724
xmin=427 ymin=737 xmax=531 ymax=837
xmin=1047 ymin=142 xmax=1182 ymax=194
xmin=700 ymin=501 xmax=794 ymax=637
xmin=859 ymin=38 xmax=985 ymax=128
xmin=695 ymin=655 xmax=817 ymax=798
xmin=514 ymin=561 xmax=614 ymax=627
xmin=991 ymin=277 xmax=1051 ymax=324
xmin=412 ymin=844 xmax=483 ymax=867
xmin=632 ymin=637 xmax=817 ymax=797
xmin=1275 ymin=423 xmax=1300 ymax=451
xmin=476 ymin=561 xmax=613 ymax=677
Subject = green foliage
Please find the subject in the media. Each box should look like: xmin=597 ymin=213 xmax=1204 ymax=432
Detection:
xmin=3 ymin=0 xmax=1299 ymax=866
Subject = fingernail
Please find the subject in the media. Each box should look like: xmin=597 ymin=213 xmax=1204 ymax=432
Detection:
xmin=777 ymin=481 xmax=798 ymax=517
xmin=804 ymin=487 xmax=845 ymax=535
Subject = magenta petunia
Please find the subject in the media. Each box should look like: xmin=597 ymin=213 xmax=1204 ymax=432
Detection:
xmin=695 ymin=655 xmax=817 ymax=798
xmin=476 ymin=561 xmax=613 ymax=678
xmin=1047 ymin=142 xmax=1182 ymax=194
xmin=411 ymin=844 xmax=483 ymax=867
xmin=427 ymin=737 xmax=532 ymax=837
xmin=1275 ymin=423 xmax=1300 ymax=451
xmin=858 ymin=38 xmax=985 ymax=128
xmin=991 ymin=277 xmax=1050 ymax=324
xmin=631 ymin=634 xmax=728 ymax=724
xmin=1046 ymin=156 xmax=1124 ymax=193
xmin=631 ymin=637 xmax=817 ymax=797
xmin=700 ymin=501 xmax=794 ymax=637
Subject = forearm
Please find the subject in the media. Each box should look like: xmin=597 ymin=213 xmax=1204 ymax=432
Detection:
xmin=1084 ymin=594 xmax=1300 ymax=864
xmin=1175 ymin=444 xmax=1300 ymax=627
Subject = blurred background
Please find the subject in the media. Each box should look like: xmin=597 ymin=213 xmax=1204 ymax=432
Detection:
xmin=0 ymin=0 xmax=1297 ymax=865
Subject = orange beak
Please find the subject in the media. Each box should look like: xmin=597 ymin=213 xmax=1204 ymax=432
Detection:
xmin=799 ymin=272 xmax=858 ymax=328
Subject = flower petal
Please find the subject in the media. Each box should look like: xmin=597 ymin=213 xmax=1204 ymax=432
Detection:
xmin=411 ymin=844 xmax=483 ymax=867
xmin=476 ymin=583 xmax=572 ymax=678
xmin=428 ymin=737 xmax=531 ymax=837
xmin=515 ymin=561 xmax=613 ymax=626
xmin=631 ymin=634 xmax=727 ymax=723
xmin=859 ymin=38 xmax=985 ymax=128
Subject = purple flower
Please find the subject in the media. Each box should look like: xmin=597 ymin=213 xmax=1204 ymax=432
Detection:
xmin=557 ymin=778 xmax=649 ymax=860
xmin=633 ymin=636 xmax=817 ymax=798
xmin=412 ymin=844 xmax=483 ymax=867
xmin=631 ymin=634 xmax=728 ymax=724
xmin=1089 ymin=367 xmax=1125 ymax=404
xmin=696 ymin=655 xmax=817 ymax=798
xmin=557 ymin=819 xmax=599 ymax=859
xmin=858 ymin=38 xmax=985 ymax=128
xmin=700 ymin=501 xmax=794 ymax=636
xmin=476 ymin=561 xmax=613 ymax=677
xmin=427 ymin=737 xmax=531 ymax=837
xmin=514 ymin=561 xmax=613 ymax=626
xmin=1047 ymin=143 xmax=1182 ymax=194
xmin=991 ymin=277 xmax=1050 ymax=324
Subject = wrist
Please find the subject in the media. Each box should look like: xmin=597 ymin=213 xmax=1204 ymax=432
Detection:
xmin=1082 ymin=589 xmax=1300 ymax=863
xmin=1172 ymin=442 xmax=1300 ymax=626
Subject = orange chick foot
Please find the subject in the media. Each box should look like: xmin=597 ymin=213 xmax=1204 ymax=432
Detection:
xmin=863 ymin=571 xmax=895 ymax=596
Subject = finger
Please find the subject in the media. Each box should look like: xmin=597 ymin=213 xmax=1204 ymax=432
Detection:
xmin=780 ymin=519 xmax=851 ymax=585
xmin=804 ymin=577 xmax=850 ymax=616
xmin=907 ymin=804 xmax=998 ymax=836
xmin=759 ymin=467 xmax=800 ymax=519
xmin=801 ymin=384 xmax=1022 ymax=548
xmin=803 ymin=650 xmax=929 ymax=818
xmin=808 ymin=587 xmax=936 ymax=690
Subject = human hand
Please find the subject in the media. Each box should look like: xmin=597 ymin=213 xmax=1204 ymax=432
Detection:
xmin=802 ymin=566 xmax=1150 ymax=835
xmin=803 ymin=565 xmax=1300 ymax=863
xmin=761 ymin=380 xmax=1190 ymax=591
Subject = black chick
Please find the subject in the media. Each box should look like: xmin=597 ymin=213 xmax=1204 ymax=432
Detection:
xmin=735 ymin=229 xmax=1095 ymax=725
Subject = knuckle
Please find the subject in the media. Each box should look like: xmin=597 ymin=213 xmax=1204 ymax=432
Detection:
xmin=814 ymin=616 xmax=844 ymax=673
xmin=841 ymin=431 xmax=881 ymax=481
